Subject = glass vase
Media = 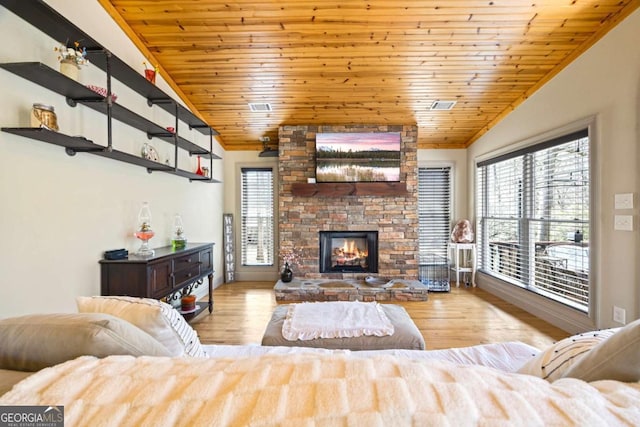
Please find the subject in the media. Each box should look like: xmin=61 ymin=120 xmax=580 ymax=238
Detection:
xmin=280 ymin=262 xmax=293 ymax=282
xmin=171 ymin=214 xmax=187 ymax=249
xmin=196 ymin=156 xmax=204 ymax=176
xmin=134 ymin=202 xmax=155 ymax=256
xmin=144 ymin=69 xmax=156 ymax=84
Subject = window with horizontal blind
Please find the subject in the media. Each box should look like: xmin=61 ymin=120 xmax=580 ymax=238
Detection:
xmin=476 ymin=129 xmax=590 ymax=312
xmin=418 ymin=166 xmax=452 ymax=262
xmin=240 ymin=167 xmax=274 ymax=266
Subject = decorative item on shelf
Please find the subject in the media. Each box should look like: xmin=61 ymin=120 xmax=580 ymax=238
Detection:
xmin=59 ymin=59 xmax=79 ymax=81
xmin=180 ymin=293 xmax=197 ymax=314
xmin=195 ymin=156 xmax=204 ymax=176
xmin=54 ymin=40 xmax=88 ymax=81
xmin=142 ymin=62 xmax=158 ymax=84
xmin=201 ymin=166 xmax=209 ymax=178
xmin=166 ymin=126 xmax=175 ymax=134
xmin=171 ymin=214 xmax=187 ymax=249
xmin=279 ymin=245 xmax=303 ymax=283
xmin=103 ymin=248 xmax=128 ymax=260
xmin=450 ymin=219 xmax=474 ymax=243
xmin=30 ymin=103 xmax=59 ymax=131
xmin=134 ymin=202 xmax=155 ymax=256
xmin=280 ymin=262 xmax=293 ymax=283
xmin=85 ymin=85 xmax=117 ymax=102
xmin=141 ymin=143 xmax=159 ymax=162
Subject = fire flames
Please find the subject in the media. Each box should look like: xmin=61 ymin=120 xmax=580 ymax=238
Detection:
xmin=333 ymin=239 xmax=368 ymax=266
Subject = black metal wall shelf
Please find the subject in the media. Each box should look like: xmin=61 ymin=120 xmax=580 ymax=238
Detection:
xmin=2 ymin=128 xmax=221 ymax=182
xmin=0 ymin=0 xmax=217 ymax=136
xmin=0 ymin=0 xmax=222 ymax=183
xmin=0 ymin=62 xmax=220 ymax=159
xmin=2 ymin=127 xmax=105 ymax=154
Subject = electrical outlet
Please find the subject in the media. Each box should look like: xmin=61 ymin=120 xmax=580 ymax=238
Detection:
xmin=613 ymin=306 xmax=626 ymax=324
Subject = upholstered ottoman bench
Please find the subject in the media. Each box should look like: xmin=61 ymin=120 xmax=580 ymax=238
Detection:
xmin=261 ymin=302 xmax=425 ymax=351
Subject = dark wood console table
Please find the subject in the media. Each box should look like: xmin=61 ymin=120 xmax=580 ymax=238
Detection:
xmin=99 ymin=242 xmax=214 ymax=321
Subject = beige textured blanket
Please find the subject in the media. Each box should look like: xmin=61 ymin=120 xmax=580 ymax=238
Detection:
xmin=282 ymin=301 xmax=394 ymax=341
xmin=2 ymin=353 xmax=640 ymax=426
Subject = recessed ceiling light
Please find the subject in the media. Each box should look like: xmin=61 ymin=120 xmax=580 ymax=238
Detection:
xmin=248 ymin=103 xmax=272 ymax=112
xmin=429 ymin=100 xmax=456 ymax=111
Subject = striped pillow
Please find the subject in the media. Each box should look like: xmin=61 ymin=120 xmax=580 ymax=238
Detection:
xmin=517 ymin=328 xmax=619 ymax=381
xmin=77 ymin=296 xmax=206 ymax=357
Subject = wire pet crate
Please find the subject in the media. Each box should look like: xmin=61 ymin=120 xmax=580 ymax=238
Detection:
xmin=419 ymin=254 xmax=450 ymax=292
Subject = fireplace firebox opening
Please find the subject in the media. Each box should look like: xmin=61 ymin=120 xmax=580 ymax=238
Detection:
xmin=319 ymin=231 xmax=378 ymax=273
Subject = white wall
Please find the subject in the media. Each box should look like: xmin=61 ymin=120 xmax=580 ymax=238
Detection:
xmin=0 ymin=0 xmax=225 ymax=317
xmin=467 ymin=9 xmax=640 ymax=329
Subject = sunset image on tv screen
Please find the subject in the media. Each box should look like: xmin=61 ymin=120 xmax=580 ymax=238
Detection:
xmin=315 ymin=132 xmax=401 ymax=182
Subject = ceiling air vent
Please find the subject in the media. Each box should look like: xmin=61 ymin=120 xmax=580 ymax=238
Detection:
xmin=429 ymin=100 xmax=457 ymax=111
xmin=248 ymin=103 xmax=273 ymax=112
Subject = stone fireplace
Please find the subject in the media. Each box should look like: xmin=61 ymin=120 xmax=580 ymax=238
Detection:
xmin=319 ymin=230 xmax=378 ymax=273
xmin=278 ymin=124 xmax=418 ymax=280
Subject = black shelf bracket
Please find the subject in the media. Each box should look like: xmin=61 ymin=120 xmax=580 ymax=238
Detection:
xmin=65 ymin=146 xmax=105 ymax=156
xmin=66 ymin=97 xmax=103 ymax=107
xmin=147 ymin=98 xmax=173 ymax=108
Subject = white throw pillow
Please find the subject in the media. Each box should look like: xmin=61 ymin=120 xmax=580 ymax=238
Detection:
xmin=77 ymin=296 xmax=207 ymax=357
xmin=563 ymin=318 xmax=640 ymax=382
xmin=517 ymin=327 xmax=619 ymax=381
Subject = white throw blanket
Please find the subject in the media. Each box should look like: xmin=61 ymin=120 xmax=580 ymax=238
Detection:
xmin=2 ymin=353 xmax=640 ymax=426
xmin=282 ymin=301 xmax=394 ymax=341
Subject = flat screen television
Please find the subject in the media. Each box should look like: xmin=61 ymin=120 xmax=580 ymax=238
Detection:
xmin=315 ymin=132 xmax=401 ymax=182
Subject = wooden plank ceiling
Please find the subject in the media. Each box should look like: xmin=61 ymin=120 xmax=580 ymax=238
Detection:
xmin=99 ymin=0 xmax=639 ymax=150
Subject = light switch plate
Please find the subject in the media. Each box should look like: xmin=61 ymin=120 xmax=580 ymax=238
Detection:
xmin=613 ymin=306 xmax=626 ymax=324
xmin=614 ymin=215 xmax=633 ymax=231
xmin=615 ymin=193 xmax=634 ymax=210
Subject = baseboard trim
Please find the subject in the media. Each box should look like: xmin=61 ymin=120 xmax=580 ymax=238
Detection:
xmin=477 ymin=272 xmax=595 ymax=334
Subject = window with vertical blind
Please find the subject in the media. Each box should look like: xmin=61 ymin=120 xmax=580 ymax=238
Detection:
xmin=240 ymin=167 xmax=274 ymax=266
xmin=418 ymin=167 xmax=452 ymax=261
xmin=476 ymin=129 xmax=590 ymax=312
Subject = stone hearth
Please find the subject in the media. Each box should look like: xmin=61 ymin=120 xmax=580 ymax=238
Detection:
xmin=274 ymin=278 xmax=429 ymax=302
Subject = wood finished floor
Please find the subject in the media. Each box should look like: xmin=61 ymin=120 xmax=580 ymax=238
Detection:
xmin=191 ymin=281 xmax=570 ymax=351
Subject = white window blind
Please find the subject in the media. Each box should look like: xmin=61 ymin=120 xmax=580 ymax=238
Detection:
xmin=240 ymin=168 xmax=274 ymax=266
xmin=418 ymin=167 xmax=451 ymax=261
xmin=477 ymin=129 xmax=590 ymax=311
